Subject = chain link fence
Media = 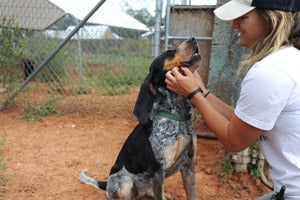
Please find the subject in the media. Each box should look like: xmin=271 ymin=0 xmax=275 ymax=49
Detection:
xmin=0 ymin=0 xmax=157 ymax=119
xmin=0 ymin=0 xmax=219 ymax=120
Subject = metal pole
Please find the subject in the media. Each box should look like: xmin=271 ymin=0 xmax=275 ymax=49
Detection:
xmin=164 ymin=0 xmax=171 ymax=51
xmin=167 ymin=35 xmax=212 ymax=41
xmin=73 ymin=15 xmax=83 ymax=83
xmin=153 ymin=0 xmax=162 ymax=58
xmin=0 ymin=0 xmax=107 ymax=110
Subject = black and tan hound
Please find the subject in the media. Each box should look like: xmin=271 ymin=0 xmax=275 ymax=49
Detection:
xmin=79 ymin=37 xmax=201 ymax=200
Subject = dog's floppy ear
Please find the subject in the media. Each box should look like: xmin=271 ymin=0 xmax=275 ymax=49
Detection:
xmin=133 ymin=74 xmax=155 ymax=123
xmin=148 ymin=52 xmax=169 ymax=91
xmin=133 ymin=52 xmax=169 ymax=123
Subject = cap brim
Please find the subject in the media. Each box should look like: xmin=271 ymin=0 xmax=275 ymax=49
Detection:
xmin=214 ymin=0 xmax=255 ymax=21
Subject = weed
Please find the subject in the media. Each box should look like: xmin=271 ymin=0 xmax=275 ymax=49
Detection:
xmin=0 ymin=17 xmax=28 ymax=92
xmin=0 ymin=131 xmax=9 ymax=192
xmin=22 ymin=94 xmax=61 ymax=121
xmin=248 ymin=142 xmax=261 ymax=178
xmin=218 ymin=152 xmax=234 ymax=183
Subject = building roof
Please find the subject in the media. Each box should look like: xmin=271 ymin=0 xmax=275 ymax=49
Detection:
xmin=45 ymin=25 xmax=121 ymax=40
xmin=0 ymin=0 xmax=66 ymax=30
xmin=49 ymin=0 xmax=149 ymax=31
xmin=0 ymin=0 xmax=149 ymax=32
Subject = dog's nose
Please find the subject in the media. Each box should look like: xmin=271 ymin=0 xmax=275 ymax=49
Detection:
xmin=188 ymin=37 xmax=195 ymax=42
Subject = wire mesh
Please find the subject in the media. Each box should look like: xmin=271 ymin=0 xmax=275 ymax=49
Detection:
xmin=0 ymin=0 xmax=221 ymax=119
xmin=0 ymin=0 xmax=156 ymax=118
xmin=0 ymin=0 xmax=244 ymax=117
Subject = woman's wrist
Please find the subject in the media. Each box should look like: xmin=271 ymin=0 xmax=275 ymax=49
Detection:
xmin=187 ymin=87 xmax=203 ymax=100
xmin=186 ymin=87 xmax=210 ymax=100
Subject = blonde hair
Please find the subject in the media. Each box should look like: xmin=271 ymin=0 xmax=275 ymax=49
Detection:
xmin=238 ymin=10 xmax=300 ymax=76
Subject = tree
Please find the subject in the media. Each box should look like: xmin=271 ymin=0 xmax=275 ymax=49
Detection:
xmin=126 ymin=8 xmax=155 ymax=27
xmin=0 ymin=17 xmax=27 ymax=90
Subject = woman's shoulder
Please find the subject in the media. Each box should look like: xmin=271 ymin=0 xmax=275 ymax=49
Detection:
xmin=253 ymin=46 xmax=300 ymax=80
xmin=262 ymin=46 xmax=300 ymax=64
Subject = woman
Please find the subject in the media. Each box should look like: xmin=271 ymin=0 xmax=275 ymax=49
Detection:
xmin=165 ymin=0 xmax=300 ymax=199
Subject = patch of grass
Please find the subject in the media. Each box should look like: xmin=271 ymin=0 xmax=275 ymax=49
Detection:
xmin=248 ymin=142 xmax=261 ymax=178
xmin=96 ymin=55 xmax=150 ymax=95
xmin=218 ymin=152 xmax=234 ymax=183
xmin=22 ymin=94 xmax=61 ymax=121
xmin=0 ymin=131 xmax=9 ymax=192
xmin=79 ymin=39 xmax=151 ymax=96
xmin=80 ymin=145 xmax=90 ymax=150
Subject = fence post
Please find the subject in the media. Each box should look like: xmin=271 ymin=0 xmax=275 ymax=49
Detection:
xmin=153 ymin=0 xmax=162 ymax=58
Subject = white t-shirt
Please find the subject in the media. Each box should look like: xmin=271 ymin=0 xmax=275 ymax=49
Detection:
xmin=235 ymin=46 xmax=300 ymax=199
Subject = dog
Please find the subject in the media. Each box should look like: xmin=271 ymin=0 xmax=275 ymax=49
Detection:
xmin=79 ymin=37 xmax=201 ymax=200
xmin=23 ymin=58 xmax=35 ymax=80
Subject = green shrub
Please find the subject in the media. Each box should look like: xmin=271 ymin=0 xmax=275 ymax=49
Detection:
xmin=218 ymin=152 xmax=234 ymax=183
xmin=28 ymin=38 xmax=68 ymax=86
xmin=0 ymin=131 xmax=8 ymax=192
xmin=0 ymin=17 xmax=28 ymax=91
xmin=248 ymin=142 xmax=261 ymax=178
xmin=22 ymin=94 xmax=61 ymax=121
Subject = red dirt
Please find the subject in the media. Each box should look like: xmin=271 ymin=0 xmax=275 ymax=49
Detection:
xmin=0 ymin=105 xmax=271 ymax=199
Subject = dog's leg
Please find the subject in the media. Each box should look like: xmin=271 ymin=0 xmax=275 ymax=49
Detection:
xmin=180 ymin=137 xmax=197 ymax=200
xmin=152 ymin=169 xmax=175 ymax=200
xmin=181 ymin=161 xmax=197 ymax=200
xmin=153 ymin=168 xmax=165 ymax=200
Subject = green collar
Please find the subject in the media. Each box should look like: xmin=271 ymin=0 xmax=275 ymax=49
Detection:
xmin=154 ymin=111 xmax=187 ymax=122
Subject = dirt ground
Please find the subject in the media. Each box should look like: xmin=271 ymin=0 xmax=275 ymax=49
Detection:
xmin=0 ymin=99 xmax=271 ymax=199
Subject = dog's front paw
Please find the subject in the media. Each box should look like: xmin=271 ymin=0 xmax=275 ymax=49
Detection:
xmin=164 ymin=193 xmax=175 ymax=200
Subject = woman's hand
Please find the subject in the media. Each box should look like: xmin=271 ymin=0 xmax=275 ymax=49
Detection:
xmin=165 ymin=67 xmax=206 ymax=96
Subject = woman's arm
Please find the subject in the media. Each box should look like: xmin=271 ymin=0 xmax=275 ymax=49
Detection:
xmin=203 ymin=91 xmax=234 ymax=120
xmin=165 ymin=67 xmax=263 ymax=152
xmin=190 ymin=91 xmax=262 ymax=152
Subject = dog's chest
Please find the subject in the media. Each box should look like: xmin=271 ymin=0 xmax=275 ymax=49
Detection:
xmin=149 ymin=87 xmax=194 ymax=141
xmin=152 ymin=88 xmax=192 ymax=117
xmin=149 ymin=118 xmax=193 ymax=166
xmin=149 ymin=88 xmax=194 ymax=169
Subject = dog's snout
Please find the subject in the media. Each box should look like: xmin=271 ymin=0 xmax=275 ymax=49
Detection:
xmin=188 ymin=37 xmax=196 ymax=43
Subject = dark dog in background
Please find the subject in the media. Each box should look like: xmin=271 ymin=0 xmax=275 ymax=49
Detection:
xmin=79 ymin=38 xmax=201 ymax=200
xmin=23 ymin=58 xmax=35 ymax=80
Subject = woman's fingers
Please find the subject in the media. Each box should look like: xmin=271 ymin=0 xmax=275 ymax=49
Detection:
xmin=180 ymin=67 xmax=193 ymax=76
xmin=165 ymin=68 xmax=185 ymax=95
xmin=165 ymin=71 xmax=175 ymax=86
xmin=165 ymin=67 xmax=200 ymax=96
